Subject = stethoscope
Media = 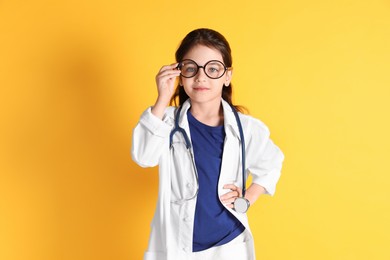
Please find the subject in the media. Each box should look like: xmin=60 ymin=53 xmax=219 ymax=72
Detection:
xmin=169 ymin=103 xmax=250 ymax=213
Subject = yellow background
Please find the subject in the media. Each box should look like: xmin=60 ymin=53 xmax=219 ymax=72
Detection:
xmin=1 ymin=0 xmax=389 ymax=259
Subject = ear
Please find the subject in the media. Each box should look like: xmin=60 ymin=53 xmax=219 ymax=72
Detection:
xmin=224 ymin=68 xmax=233 ymax=86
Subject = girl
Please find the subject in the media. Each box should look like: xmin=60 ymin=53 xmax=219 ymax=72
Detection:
xmin=132 ymin=28 xmax=284 ymax=260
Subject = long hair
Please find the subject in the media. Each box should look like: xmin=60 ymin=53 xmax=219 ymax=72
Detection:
xmin=170 ymin=28 xmax=245 ymax=113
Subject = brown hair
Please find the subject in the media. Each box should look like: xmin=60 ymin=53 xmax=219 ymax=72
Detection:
xmin=170 ymin=28 xmax=245 ymax=112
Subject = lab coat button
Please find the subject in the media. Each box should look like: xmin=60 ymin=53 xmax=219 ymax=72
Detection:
xmin=183 ymin=247 xmax=190 ymax=252
xmin=186 ymin=183 xmax=192 ymax=188
xmin=183 ymin=216 xmax=191 ymax=222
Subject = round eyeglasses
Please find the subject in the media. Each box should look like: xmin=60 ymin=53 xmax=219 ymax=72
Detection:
xmin=177 ymin=59 xmax=230 ymax=79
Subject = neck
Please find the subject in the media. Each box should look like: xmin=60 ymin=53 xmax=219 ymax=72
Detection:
xmin=190 ymin=101 xmax=224 ymax=127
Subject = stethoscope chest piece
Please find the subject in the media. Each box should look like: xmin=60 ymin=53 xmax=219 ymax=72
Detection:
xmin=233 ymin=197 xmax=250 ymax=213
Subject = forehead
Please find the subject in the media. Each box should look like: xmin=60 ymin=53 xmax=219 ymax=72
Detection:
xmin=182 ymin=44 xmax=223 ymax=64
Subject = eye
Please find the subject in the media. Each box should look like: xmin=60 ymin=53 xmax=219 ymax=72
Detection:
xmin=208 ymin=67 xmax=219 ymax=73
xmin=206 ymin=62 xmax=223 ymax=74
xmin=184 ymin=66 xmax=196 ymax=73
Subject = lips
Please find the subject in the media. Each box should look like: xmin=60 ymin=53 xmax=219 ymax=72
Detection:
xmin=193 ymin=86 xmax=209 ymax=91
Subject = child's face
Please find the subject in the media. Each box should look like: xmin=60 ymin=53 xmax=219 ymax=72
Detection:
xmin=180 ymin=44 xmax=232 ymax=106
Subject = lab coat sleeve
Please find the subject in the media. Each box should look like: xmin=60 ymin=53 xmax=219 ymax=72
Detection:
xmin=245 ymin=118 xmax=284 ymax=196
xmin=131 ymin=107 xmax=173 ymax=168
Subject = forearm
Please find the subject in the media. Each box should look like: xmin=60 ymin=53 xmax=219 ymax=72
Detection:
xmin=151 ymin=96 xmax=170 ymax=119
xmin=244 ymin=183 xmax=266 ymax=206
xmin=131 ymin=108 xmax=171 ymax=167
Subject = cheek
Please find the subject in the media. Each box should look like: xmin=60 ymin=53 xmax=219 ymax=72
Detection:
xmin=182 ymin=83 xmax=192 ymax=94
xmin=181 ymin=78 xmax=192 ymax=87
xmin=215 ymin=80 xmax=226 ymax=89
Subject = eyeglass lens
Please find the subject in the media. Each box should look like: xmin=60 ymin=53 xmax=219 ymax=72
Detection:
xmin=179 ymin=60 xmax=227 ymax=79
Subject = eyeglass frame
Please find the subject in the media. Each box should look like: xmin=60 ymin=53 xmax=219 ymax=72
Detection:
xmin=177 ymin=59 xmax=232 ymax=79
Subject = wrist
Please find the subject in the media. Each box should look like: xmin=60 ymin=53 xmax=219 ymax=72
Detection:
xmin=156 ymin=95 xmax=171 ymax=107
xmin=152 ymin=98 xmax=169 ymax=119
xmin=244 ymin=194 xmax=255 ymax=206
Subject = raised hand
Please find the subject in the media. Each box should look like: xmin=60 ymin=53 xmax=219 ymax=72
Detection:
xmin=152 ymin=63 xmax=181 ymax=119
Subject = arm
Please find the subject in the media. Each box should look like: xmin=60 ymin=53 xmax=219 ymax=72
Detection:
xmin=131 ymin=108 xmax=172 ymax=167
xmin=244 ymin=183 xmax=266 ymax=205
xmin=247 ymin=132 xmax=284 ymax=197
xmin=131 ymin=63 xmax=181 ymax=167
xmin=220 ymin=118 xmax=284 ymax=209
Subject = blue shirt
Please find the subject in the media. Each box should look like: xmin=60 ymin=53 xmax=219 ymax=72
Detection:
xmin=188 ymin=111 xmax=245 ymax=252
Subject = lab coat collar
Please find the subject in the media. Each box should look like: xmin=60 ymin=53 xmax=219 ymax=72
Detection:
xmin=221 ymin=99 xmax=242 ymax=141
xmin=177 ymin=98 xmax=242 ymax=141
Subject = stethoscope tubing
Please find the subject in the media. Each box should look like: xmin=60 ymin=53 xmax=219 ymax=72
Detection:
xmin=169 ymin=103 xmax=246 ymax=203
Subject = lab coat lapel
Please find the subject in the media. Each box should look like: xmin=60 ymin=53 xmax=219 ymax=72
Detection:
xmin=219 ymin=100 xmax=242 ymax=193
xmin=177 ymin=100 xmax=192 ymax=138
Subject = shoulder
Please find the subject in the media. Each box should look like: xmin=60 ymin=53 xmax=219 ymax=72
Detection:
xmin=238 ymin=113 xmax=271 ymax=139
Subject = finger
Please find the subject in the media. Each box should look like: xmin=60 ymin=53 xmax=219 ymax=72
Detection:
xmin=225 ymin=203 xmax=234 ymax=209
xmin=219 ymin=192 xmax=240 ymax=205
xmin=159 ymin=63 xmax=180 ymax=73
xmin=222 ymin=184 xmax=242 ymax=197
xmin=156 ymin=72 xmax=181 ymax=83
xmin=220 ymin=196 xmax=237 ymax=204
xmin=158 ymin=69 xmax=180 ymax=78
xmin=220 ymin=190 xmax=239 ymax=200
xmin=223 ymin=184 xmax=238 ymax=190
xmin=156 ymin=68 xmax=181 ymax=80
xmin=156 ymin=68 xmax=181 ymax=78
xmin=156 ymin=69 xmax=181 ymax=81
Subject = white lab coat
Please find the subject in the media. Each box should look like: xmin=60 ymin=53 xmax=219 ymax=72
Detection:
xmin=132 ymin=99 xmax=284 ymax=260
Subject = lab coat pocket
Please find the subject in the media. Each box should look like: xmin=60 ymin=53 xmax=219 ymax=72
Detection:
xmin=170 ymin=142 xmax=198 ymax=204
xmin=217 ymin=231 xmax=254 ymax=260
xmin=192 ymin=231 xmax=254 ymax=260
